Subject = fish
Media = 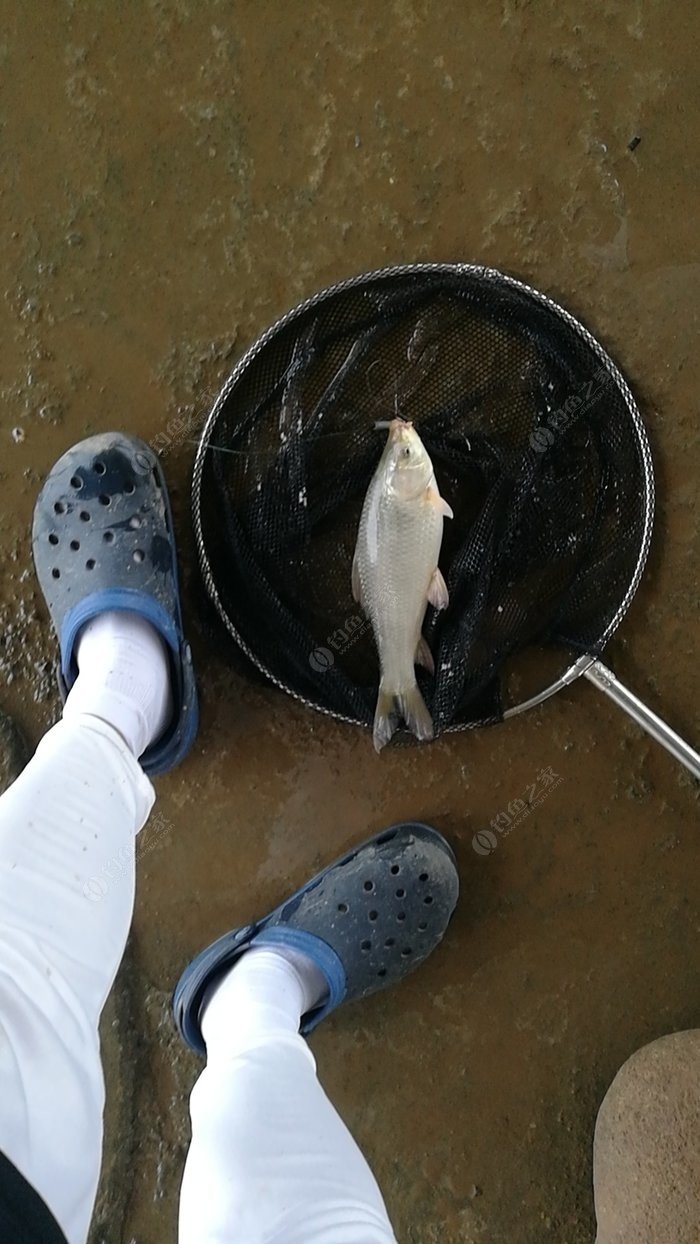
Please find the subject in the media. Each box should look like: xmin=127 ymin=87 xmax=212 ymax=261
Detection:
xmin=352 ymin=418 xmax=453 ymax=752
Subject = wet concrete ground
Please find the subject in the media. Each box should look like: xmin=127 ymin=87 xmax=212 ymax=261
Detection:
xmin=1 ymin=2 xmax=699 ymax=1241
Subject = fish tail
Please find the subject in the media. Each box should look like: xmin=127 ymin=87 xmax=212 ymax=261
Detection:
xmin=373 ymin=686 xmax=398 ymax=753
xmin=373 ymin=680 xmax=434 ymax=753
xmin=398 ymin=683 xmax=434 ymax=744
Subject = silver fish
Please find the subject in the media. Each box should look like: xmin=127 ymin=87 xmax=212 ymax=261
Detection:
xmin=352 ymin=418 xmax=453 ymax=752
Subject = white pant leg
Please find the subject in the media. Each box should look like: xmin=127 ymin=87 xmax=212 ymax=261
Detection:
xmin=0 ymin=713 xmax=154 ymax=1244
xmin=179 ymin=949 xmax=397 ymax=1244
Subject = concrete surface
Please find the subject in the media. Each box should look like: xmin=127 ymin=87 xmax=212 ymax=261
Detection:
xmin=0 ymin=2 xmax=698 ymax=1241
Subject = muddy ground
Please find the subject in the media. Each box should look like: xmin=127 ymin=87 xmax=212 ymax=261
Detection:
xmin=0 ymin=2 xmax=699 ymax=1242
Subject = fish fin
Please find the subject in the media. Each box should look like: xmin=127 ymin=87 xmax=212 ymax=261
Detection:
xmin=397 ymin=683 xmax=434 ymax=743
xmin=415 ymin=634 xmax=435 ymax=674
xmin=373 ymin=681 xmax=435 ymax=751
xmin=373 ymin=686 xmax=398 ymax=753
xmin=427 ymin=566 xmax=449 ymax=611
xmin=351 ymin=550 xmax=363 ymax=607
xmin=424 ymin=485 xmax=453 ymax=519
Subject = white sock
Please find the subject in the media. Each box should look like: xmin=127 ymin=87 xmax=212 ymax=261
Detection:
xmin=202 ymin=947 xmax=329 ymax=1048
xmin=277 ymin=946 xmax=330 ymax=1013
xmin=62 ymin=610 xmax=173 ymax=758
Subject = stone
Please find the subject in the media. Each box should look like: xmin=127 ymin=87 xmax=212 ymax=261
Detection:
xmin=593 ymin=1030 xmax=700 ymax=1243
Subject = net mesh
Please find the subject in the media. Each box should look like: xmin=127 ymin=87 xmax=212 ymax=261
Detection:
xmin=194 ymin=267 xmax=652 ymax=734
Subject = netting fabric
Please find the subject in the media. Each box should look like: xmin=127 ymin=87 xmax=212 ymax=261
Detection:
xmin=194 ymin=267 xmax=652 ymax=734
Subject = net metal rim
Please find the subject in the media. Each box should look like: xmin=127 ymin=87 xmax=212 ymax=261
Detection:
xmin=192 ymin=261 xmax=655 ymax=733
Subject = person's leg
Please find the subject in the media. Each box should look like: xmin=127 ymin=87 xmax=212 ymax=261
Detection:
xmin=175 ymin=822 xmax=459 ymax=1244
xmin=0 ymin=432 xmax=198 ymax=1242
xmin=179 ymin=949 xmax=397 ymax=1244
xmin=0 ymin=709 xmax=154 ymax=1244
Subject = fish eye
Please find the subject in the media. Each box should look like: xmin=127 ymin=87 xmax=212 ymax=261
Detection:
xmin=401 ymin=445 xmax=411 ymax=459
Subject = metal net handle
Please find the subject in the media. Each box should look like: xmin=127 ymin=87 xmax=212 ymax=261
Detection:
xmin=585 ymin=659 xmax=700 ymax=779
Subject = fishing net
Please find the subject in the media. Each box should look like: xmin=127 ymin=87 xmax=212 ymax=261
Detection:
xmin=193 ymin=264 xmax=653 ymax=736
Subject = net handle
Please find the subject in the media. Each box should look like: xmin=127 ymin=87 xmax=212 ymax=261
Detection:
xmin=503 ymin=654 xmax=700 ymax=778
xmin=584 ymin=659 xmax=700 ymax=779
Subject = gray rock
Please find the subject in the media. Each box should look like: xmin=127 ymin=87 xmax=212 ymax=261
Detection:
xmin=594 ymin=1030 xmax=700 ymax=1243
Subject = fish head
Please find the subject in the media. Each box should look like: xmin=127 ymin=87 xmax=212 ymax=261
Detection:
xmin=381 ymin=419 xmax=434 ymax=501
